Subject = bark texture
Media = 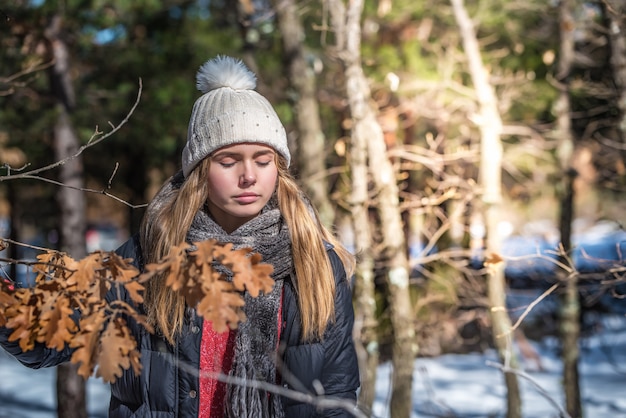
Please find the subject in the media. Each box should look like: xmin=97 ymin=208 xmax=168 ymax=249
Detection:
xmin=450 ymin=0 xmax=521 ymax=416
xmin=272 ymin=0 xmax=336 ymax=227
xmin=556 ymin=1 xmax=581 ymax=416
xmin=328 ymin=1 xmax=416 ymax=416
xmin=605 ymin=0 xmax=626 ymax=140
xmin=347 ymin=79 xmax=379 ymax=413
xmin=46 ymin=14 xmax=88 ymax=418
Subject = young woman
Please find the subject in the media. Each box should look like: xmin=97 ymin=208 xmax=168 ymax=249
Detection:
xmin=1 ymin=55 xmax=360 ymax=418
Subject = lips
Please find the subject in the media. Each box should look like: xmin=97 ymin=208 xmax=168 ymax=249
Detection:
xmin=233 ymin=193 xmax=260 ymax=204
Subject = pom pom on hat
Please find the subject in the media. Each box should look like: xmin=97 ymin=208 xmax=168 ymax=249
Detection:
xmin=182 ymin=56 xmax=290 ymax=177
xmin=196 ymin=55 xmax=257 ymax=93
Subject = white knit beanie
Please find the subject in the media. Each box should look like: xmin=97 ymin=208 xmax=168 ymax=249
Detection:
xmin=181 ymin=55 xmax=290 ymax=177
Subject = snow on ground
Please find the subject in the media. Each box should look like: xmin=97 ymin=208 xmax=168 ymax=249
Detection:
xmin=372 ymin=314 xmax=626 ymax=417
xmin=1 ymin=315 xmax=626 ymax=417
xmin=0 ymin=355 xmax=109 ymax=418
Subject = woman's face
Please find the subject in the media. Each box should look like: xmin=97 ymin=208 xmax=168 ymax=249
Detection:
xmin=206 ymin=143 xmax=278 ymax=233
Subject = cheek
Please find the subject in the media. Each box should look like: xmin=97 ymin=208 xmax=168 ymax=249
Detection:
xmin=266 ymin=170 xmax=279 ymax=190
xmin=207 ymin=171 xmax=231 ymax=199
xmin=207 ymin=166 xmax=232 ymax=186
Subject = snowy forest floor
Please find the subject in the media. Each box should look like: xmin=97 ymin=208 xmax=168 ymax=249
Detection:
xmin=1 ymin=315 xmax=625 ymax=418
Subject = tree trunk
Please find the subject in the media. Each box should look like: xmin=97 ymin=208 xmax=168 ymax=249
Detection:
xmin=54 ymin=94 xmax=89 ymax=418
xmin=555 ymin=1 xmax=581 ymax=416
xmin=334 ymin=207 xmax=378 ymax=415
xmin=450 ymin=0 xmax=521 ymax=417
xmin=46 ymin=14 xmax=88 ymax=418
xmin=272 ymin=0 xmax=336 ymax=227
xmin=604 ymin=0 xmax=626 ymax=140
xmin=344 ymin=52 xmax=378 ymax=413
xmin=347 ymin=85 xmax=379 ymax=412
xmin=327 ymin=1 xmax=416 ymax=416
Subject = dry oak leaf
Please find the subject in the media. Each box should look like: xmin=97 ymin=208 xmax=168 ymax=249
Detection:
xmin=0 ymin=289 xmax=15 ymax=305
xmin=484 ymin=252 xmax=504 ymax=266
xmin=196 ymin=280 xmax=246 ymax=333
xmin=191 ymin=240 xmax=217 ymax=268
xmin=1 ymin=250 xmax=147 ymax=383
xmin=103 ymin=253 xmax=143 ymax=303
xmin=32 ymin=252 xmax=57 ymax=276
xmin=77 ymin=253 xmax=121 ymax=299
xmin=97 ymin=318 xmax=141 ymax=383
xmin=38 ymin=286 xmax=63 ymax=315
xmin=70 ymin=310 xmax=108 ymax=379
xmin=38 ymin=295 xmax=76 ymax=351
xmin=191 ymin=243 xmax=219 ymax=287
xmin=67 ymin=253 xmax=100 ymax=292
xmin=181 ymin=267 xmax=224 ymax=311
xmin=141 ymin=240 xmax=274 ymax=333
xmin=6 ymin=303 xmax=38 ymax=352
xmin=143 ymin=242 xmax=191 ymax=292
xmin=33 ymin=251 xmax=74 ymax=282
xmin=103 ymin=252 xmax=140 ymax=282
xmin=213 ymin=244 xmax=275 ymax=297
xmin=121 ymin=281 xmax=144 ymax=305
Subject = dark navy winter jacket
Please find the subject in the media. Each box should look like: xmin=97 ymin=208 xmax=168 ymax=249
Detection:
xmin=0 ymin=235 xmax=360 ymax=417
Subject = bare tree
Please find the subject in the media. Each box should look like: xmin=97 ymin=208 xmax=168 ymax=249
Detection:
xmin=555 ymin=0 xmax=582 ymax=416
xmin=348 ymin=136 xmax=379 ymax=414
xmin=271 ymin=0 xmax=336 ymax=227
xmin=450 ymin=0 xmax=521 ymax=417
xmin=327 ymin=0 xmax=416 ymax=416
xmin=322 ymin=1 xmax=379 ymax=412
xmin=605 ymin=0 xmax=626 ymax=141
xmin=45 ymin=14 xmax=88 ymax=418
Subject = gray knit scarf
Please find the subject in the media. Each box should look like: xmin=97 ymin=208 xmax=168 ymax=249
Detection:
xmin=187 ymin=197 xmax=289 ymax=418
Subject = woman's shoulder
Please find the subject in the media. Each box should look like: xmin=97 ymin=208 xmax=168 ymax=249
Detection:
xmin=115 ymin=234 xmax=144 ymax=269
xmin=323 ymin=242 xmax=352 ymax=288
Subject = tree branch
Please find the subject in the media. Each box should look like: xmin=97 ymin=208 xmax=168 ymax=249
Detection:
xmin=0 ymin=78 xmax=142 ymax=180
xmin=486 ymin=360 xmax=572 ymax=418
xmin=0 ymin=79 xmax=146 ymax=208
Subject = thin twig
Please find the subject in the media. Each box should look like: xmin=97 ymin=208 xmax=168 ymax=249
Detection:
xmin=0 ymin=80 xmax=147 ymax=208
xmin=171 ymin=351 xmax=369 ymax=418
xmin=509 ymin=283 xmax=560 ymax=333
xmin=106 ymin=163 xmax=119 ymax=189
xmin=0 ymin=60 xmax=55 ymax=85
xmin=0 ymin=78 xmax=143 ymax=182
xmin=1 ymin=237 xmax=53 ymax=253
xmin=14 ymin=174 xmax=147 ymax=209
xmin=486 ymin=360 xmax=572 ymax=418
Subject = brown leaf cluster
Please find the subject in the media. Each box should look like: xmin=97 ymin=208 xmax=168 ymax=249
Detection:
xmin=0 ymin=251 xmax=145 ymax=382
xmin=143 ymin=240 xmax=275 ymax=333
xmin=0 ymin=240 xmax=275 ymax=383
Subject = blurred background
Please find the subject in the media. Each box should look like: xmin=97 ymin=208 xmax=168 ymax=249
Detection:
xmin=1 ymin=1 xmax=625 ymax=417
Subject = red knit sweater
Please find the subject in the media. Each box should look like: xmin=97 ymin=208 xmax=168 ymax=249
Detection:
xmin=199 ymin=293 xmax=283 ymax=417
xmin=198 ymin=324 xmax=236 ymax=417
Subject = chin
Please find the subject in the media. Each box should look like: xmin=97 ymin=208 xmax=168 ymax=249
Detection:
xmin=232 ymin=208 xmax=263 ymax=219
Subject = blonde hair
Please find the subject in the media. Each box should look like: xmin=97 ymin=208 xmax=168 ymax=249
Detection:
xmin=140 ymin=155 xmax=354 ymax=344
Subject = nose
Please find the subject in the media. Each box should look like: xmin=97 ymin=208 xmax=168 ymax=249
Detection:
xmin=239 ymin=162 xmax=256 ymax=186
